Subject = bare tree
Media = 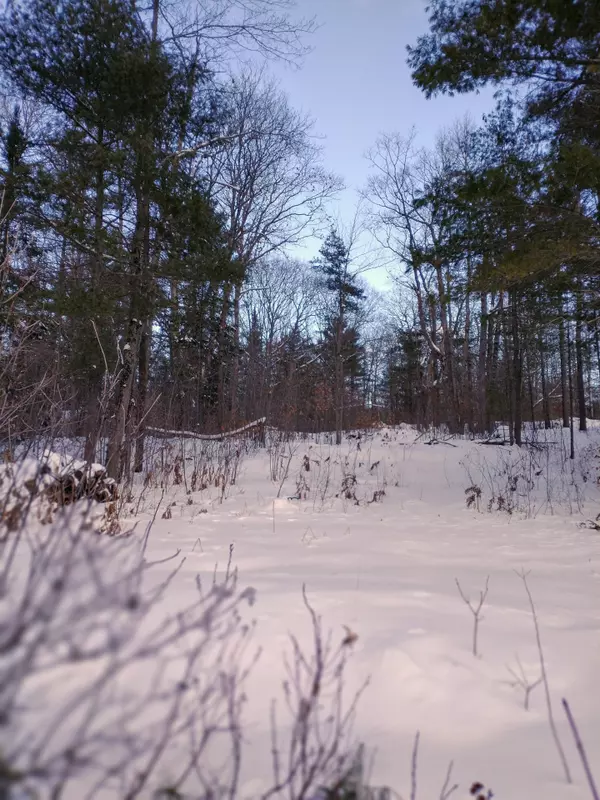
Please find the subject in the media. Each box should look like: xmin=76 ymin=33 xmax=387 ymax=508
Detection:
xmin=206 ymin=67 xmax=341 ymax=423
xmin=240 ymin=257 xmax=320 ymax=422
xmin=364 ymin=126 xmax=476 ymax=433
xmin=154 ymin=0 xmax=317 ymax=64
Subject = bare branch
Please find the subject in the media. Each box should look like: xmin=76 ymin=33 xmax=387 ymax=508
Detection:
xmin=410 ymin=731 xmax=419 ymax=800
xmin=562 ymin=698 xmax=599 ymax=800
xmin=455 ymin=576 xmax=489 ymax=657
xmin=516 ymin=569 xmax=572 ymax=784
xmin=506 ymin=654 xmax=542 ymax=710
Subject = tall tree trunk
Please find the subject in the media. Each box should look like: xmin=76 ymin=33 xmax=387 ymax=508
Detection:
xmin=230 ymin=281 xmax=242 ymax=424
xmin=463 ymin=286 xmax=473 ymax=430
xmin=335 ymin=315 xmax=343 ymax=446
xmin=539 ymin=332 xmax=551 ymax=429
xmin=435 ymin=260 xmax=459 ymax=432
xmin=106 ymin=319 xmax=141 ymax=479
xmin=559 ymin=316 xmax=570 ymax=428
xmin=106 ymin=185 xmax=149 ymax=480
xmin=501 ymin=301 xmax=514 ymax=445
xmin=413 ymin=267 xmax=441 ymax=426
xmin=575 ymin=291 xmax=587 ymax=431
xmin=151 ymin=0 xmax=159 ymax=39
xmin=84 ymin=132 xmax=106 ymax=463
xmin=217 ymin=285 xmax=232 ymax=428
xmin=511 ymin=291 xmax=522 ymax=446
xmin=429 ymin=293 xmax=440 ymax=428
xmin=527 ymin=351 xmax=535 ymax=430
xmin=134 ymin=322 xmax=150 ymax=472
xmin=594 ymin=322 xmax=600 ymax=420
xmin=129 ymin=0 xmax=161 ymax=473
xmin=567 ymin=319 xmax=575 ymax=459
xmin=487 ymin=293 xmax=500 ymax=433
xmin=477 ymin=292 xmax=488 ymax=434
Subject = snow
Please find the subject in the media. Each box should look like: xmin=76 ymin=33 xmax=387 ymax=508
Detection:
xmin=3 ymin=424 xmax=600 ymax=798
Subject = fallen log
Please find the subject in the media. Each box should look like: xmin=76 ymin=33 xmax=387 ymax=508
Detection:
xmin=146 ymin=417 xmax=266 ymax=441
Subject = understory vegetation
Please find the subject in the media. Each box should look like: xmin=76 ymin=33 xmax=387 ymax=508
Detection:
xmin=1 ymin=423 xmax=599 ymax=798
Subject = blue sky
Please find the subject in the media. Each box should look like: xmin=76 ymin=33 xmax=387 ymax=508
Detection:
xmin=270 ymin=0 xmax=496 ymax=282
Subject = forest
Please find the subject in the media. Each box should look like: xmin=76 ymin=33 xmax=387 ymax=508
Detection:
xmin=2 ymin=3 xmax=600 ymax=799
xmin=0 ymin=0 xmax=599 ymax=477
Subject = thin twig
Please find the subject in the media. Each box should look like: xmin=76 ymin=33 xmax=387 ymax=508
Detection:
xmin=142 ymin=490 xmax=164 ymax=558
xmin=91 ymin=319 xmax=109 ymax=376
xmin=506 ymin=654 xmax=542 ymax=710
xmin=517 ymin=570 xmax=572 ymax=784
xmin=439 ymin=760 xmax=458 ymax=800
xmin=225 ymin=543 xmax=235 ymax=582
xmin=562 ymin=698 xmax=599 ymax=800
xmin=455 ymin=576 xmax=489 ymax=657
xmin=144 ymin=548 xmax=182 ymax=567
xmin=410 ymin=731 xmax=420 ymax=800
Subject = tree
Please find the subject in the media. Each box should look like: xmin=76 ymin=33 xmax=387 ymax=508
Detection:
xmin=0 ymin=0 xmax=331 ymax=461
xmin=408 ymin=0 xmax=600 ymax=101
xmin=149 ymin=0 xmax=317 ymax=64
xmin=364 ymin=128 xmax=472 ymax=432
xmin=312 ymin=228 xmax=365 ymax=444
xmin=0 ymin=0 xmax=234 ymax=475
xmin=239 ymin=256 xmax=319 ymax=424
xmin=407 ymin=0 xmax=600 ymax=286
xmin=206 ymin=68 xmax=340 ymax=424
xmin=408 ymin=4 xmax=600 ymax=436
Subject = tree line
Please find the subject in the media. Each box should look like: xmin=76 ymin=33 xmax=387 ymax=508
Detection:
xmin=0 ymin=0 xmax=599 ymax=478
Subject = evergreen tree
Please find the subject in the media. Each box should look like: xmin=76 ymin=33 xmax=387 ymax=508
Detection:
xmin=0 ymin=0 xmax=236 ymax=472
xmin=408 ymin=2 xmax=600 ymax=437
xmin=0 ymin=106 xmax=33 ymax=334
xmin=408 ymin=0 xmax=600 ymax=101
xmin=408 ymin=0 xmax=600 ymax=286
xmin=312 ymin=228 xmax=364 ymax=443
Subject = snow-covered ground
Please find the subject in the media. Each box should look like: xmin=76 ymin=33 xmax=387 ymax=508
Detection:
xmin=4 ymin=424 xmax=600 ymax=798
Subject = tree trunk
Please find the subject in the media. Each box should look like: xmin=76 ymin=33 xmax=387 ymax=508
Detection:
xmin=413 ymin=267 xmax=441 ymax=425
xmin=567 ymin=319 xmax=575 ymax=459
xmin=594 ymin=322 xmax=600 ymax=420
xmin=151 ymin=0 xmax=159 ymax=40
xmin=106 ymin=182 xmax=149 ymax=480
xmin=435 ymin=260 xmax=460 ymax=432
xmin=229 ymin=281 xmax=242 ymax=424
xmin=106 ymin=320 xmax=141 ymax=479
xmin=539 ymin=332 xmax=551 ymax=430
xmin=559 ymin=317 xmax=570 ymax=428
xmin=528 ymin=354 xmax=535 ymax=431
xmin=134 ymin=322 xmax=150 ymax=472
xmin=335 ymin=316 xmax=343 ymax=445
xmin=501 ymin=300 xmax=514 ymax=445
xmin=477 ymin=292 xmax=488 ymax=434
xmin=511 ymin=291 xmax=522 ymax=446
xmin=575 ymin=293 xmax=587 ymax=431
xmin=463 ymin=287 xmax=472 ymax=430
xmin=217 ymin=285 xmax=232 ymax=428
xmin=487 ymin=294 xmax=499 ymax=433
xmin=84 ymin=130 xmax=106 ymax=462
xmin=429 ymin=293 xmax=440 ymax=428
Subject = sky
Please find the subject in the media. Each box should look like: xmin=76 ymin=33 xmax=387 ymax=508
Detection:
xmin=269 ymin=0 xmax=497 ymax=284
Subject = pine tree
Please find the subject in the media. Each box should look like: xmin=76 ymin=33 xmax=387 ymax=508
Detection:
xmin=0 ymin=0 xmax=236 ymax=472
xmin=408 ymin=0 xmax=600 ymax=101
xmin=312 ymin=229 xmax=364 ymax=444
xmin=0 ymin=106 xmax=32 ymax=334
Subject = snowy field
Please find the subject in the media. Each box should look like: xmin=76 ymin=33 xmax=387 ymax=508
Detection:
xmin=3 ymin=424 xmax=600 ymax=799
